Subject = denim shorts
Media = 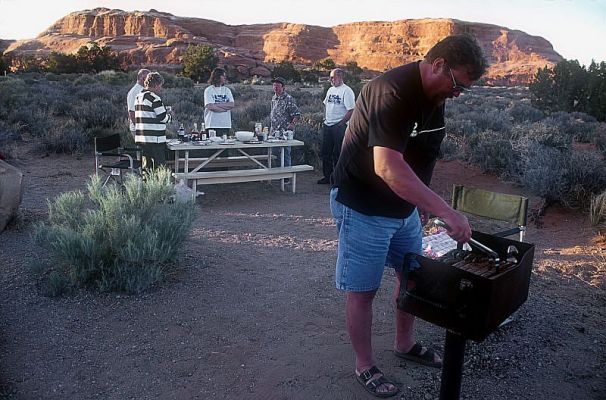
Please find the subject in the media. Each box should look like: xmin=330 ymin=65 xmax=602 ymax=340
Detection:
xmin=330 ymin=188 xmax=422 ymax=292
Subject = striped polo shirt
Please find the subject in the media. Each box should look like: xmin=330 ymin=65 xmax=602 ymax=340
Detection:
xmin=134 ymin=90 xmax=172 ymax=143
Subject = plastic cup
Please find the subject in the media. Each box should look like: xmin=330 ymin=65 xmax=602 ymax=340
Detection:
xmin=209 ymin=130 xmax=216 ymax=138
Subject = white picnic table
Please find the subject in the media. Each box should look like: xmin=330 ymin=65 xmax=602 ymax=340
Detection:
xmin=166 ymin=138 xmax=313 ymax=194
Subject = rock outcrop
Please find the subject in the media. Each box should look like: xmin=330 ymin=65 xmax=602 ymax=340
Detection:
xmin=3 ymin=8 xmax=563 ymax=84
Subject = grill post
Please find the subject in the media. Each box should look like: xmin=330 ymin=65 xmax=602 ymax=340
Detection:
xmin=439 ymin=331 xmax=467 ymax=400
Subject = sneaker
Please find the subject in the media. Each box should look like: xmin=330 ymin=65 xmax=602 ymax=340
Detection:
xmin=317 ymin=177 xmax=330 ymax=184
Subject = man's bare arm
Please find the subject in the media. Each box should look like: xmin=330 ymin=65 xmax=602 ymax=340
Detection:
xmin=373 ymin=146 xmax=471 ymax=242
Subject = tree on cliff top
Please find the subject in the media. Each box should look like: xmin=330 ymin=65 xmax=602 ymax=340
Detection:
xmin=181 ymin=44 xmax=218 ymax=83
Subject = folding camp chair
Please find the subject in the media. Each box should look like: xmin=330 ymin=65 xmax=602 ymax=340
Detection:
xmin=451 ymin=185 xmax=528 ymax=242
xmin=94 ymin=134 xmax=141 ymax=186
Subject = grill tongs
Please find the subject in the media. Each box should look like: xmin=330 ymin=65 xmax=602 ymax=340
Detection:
xmin=433 ymin=218 xmax=501 ymax=269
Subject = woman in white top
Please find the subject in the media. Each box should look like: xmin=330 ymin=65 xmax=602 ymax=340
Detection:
xmin=203 ymin=68 xmax=234 ymax=136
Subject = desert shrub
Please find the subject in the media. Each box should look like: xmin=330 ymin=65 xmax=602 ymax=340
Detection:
xmin=230 ymin=84 xmax=272 ymax=102
xmin=573 ymin=121 xmax=601 ymax=143
xmin=289 ymin=90 xmax=320 ymax=110
xmin=73 ymin=74 xmax=97 ymax=86
xmin=519 ymin=145 xmax=569 ymax=203
xmin=439 ymin=135 xmax=463 ymax=161
xmin=563 ymin=150 xmax=606 ymax=208
xmin=292 ymin=111 xmax=324 ymax=168
xmin=72 ymin=98 xmax=123 ymax=130
xmin=519 ymin=120 xmax=572 ymax=150
xmin=0 ymin=121 xmax=21 ymax=159
xmin=173 ymin=99 xmax=199 ymax=118
xmin=161 ymin=73 xmax=194 ymax=88
xmin=241 ymin=101 xmax=271 ymax=124
xmin=461 ymin=109 xmax=512 ymax=133
xmin=589 ymin=190 xmax=606 ymax=231
xmin=593 ymin=124 xmax=606 ymax=154
xmin=508 ymin=102 xmax=544 ymax=123
xmin=469 ymin=135 xmax=516 ymax=176
xmin=0 ymin=78 xmax=28 ymax=112
xmin=32 ymin=168 xmax=195 ymax=295
xmin=192 ymin=87 xmax=205 ymax=106
xmin=97 ymin=70 xmax=131 ymax=86
xmin=447 ymin=119 xmax=480 ymax=136
xmin=37 ymin=119 xmax=88 ymax=154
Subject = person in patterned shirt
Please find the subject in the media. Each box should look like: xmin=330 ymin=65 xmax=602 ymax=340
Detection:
xmin=270 ymin=77 xmax=301 ymax=167
xmin=134 ymin=72 xmax=173 ymax=169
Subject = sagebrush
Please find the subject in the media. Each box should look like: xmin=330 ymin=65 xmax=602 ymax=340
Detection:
xmin=32 ymin=168 xmax=195 ymax=296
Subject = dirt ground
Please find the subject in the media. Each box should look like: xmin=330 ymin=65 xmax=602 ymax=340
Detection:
xmin=0 ymin=153 xmax=605 ymax=400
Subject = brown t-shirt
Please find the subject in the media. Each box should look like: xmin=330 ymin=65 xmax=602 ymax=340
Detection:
xmin=332 ymin=61 xmax=445 ymax=218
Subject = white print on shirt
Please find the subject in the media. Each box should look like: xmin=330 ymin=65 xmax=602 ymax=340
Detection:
xmin=327 ymin=94 xmax=342 ymax=104
xmin=213 ymin=94 xmax=230 ymax=103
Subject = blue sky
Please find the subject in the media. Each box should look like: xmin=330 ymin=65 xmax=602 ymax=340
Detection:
xmin=0 ymin=0 xmax=604 ymax=66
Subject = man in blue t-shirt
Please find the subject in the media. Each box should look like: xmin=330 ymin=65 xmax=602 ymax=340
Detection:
xmin=330 ymin=34 xmax=487 ymax=398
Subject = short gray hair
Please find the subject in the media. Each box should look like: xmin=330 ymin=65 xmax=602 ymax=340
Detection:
xmin=144 ymin=72 xmax=164 ymax=89
xmin=330 ymin=68 xmax=344 ymax=78
xmin=137 ymin=69 xmax=151 ymax=83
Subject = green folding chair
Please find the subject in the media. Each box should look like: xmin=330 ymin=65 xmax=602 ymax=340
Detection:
xmin=451 ymin=185 xmax=529 ymax=242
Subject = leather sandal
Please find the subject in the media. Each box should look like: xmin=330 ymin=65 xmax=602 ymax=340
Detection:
xmin=355 ymin=366 xmax=399 ymax=398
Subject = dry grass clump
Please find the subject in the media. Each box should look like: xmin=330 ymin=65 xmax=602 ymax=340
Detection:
xmin=589 ymin=190 xmax=606 ymax=233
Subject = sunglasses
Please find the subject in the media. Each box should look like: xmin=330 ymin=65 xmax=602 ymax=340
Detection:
xmin=448 ymin=66 xmax=472 ymax=92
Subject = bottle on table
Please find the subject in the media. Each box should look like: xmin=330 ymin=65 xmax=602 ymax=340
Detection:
xmin=192 ymin=122 xmax=199 ymax=140
xmin=178 ymin=123 xmax=185 ymax=141
xmin=200 ymin=122 xmax=207 ymax=140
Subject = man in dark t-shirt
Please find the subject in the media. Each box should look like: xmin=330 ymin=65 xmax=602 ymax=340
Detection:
xmin=330 ymin=34 xmax=487 ymax=397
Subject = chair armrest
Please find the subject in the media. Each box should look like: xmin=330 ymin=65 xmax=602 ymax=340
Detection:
xmin=123 ymin=146 xmax=142 ymax=152
xmin=98 ymin=151 xmax=122 ymax=157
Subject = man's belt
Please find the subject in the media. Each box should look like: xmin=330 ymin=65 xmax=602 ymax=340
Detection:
xmin=135 ymin=135 xmax=167 ymax=143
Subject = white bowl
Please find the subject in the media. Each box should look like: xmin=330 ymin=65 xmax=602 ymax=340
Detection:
xmin=235 ymin=131 xmax=254 ymax=141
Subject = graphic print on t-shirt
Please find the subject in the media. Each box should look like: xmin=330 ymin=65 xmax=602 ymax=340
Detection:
xmin=213 ymin=94 xmax=229 ymax=103
xmin=327 ymin=94 xmax=342 ymax=104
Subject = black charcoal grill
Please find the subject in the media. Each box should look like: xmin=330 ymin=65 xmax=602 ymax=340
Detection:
xmin=397 ymin=230 xmax=535 ymax=400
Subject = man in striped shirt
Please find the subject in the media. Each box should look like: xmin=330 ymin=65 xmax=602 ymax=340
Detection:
xmin=134 ymin=72 xmax=173 ymax=169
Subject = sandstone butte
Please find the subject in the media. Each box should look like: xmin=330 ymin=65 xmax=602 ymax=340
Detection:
xmin=0 ymin=8 xmax=563 ymax=85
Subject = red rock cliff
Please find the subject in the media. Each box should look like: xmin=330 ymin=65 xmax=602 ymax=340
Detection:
xmin=3 ymin=8 xmax=563 ymax=84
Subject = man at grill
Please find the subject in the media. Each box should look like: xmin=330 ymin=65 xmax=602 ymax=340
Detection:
xmin=134 ymin=72 xmax=173 ymax=170
xmin=329 ymin=34 xmax=487 ymax=398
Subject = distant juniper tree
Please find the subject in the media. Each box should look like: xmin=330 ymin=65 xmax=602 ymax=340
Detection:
xmin=272 ymin=61 xmax=301 ymax=82
xmin=344 ymin=61 xmax=363 ymax=83
xmin=529 ymin=59 xmax=606 ymax=121
xmin=586 ymin=61 xmax=606 ymax=121
xmin=301 ymin=68 xmax=320 ymax=84
xmin=0 ymin=52 xmax=7 ymax=75
xmin=314 ymin=57 xmax=336 ymax=72
xmin=529 ymin=66 xmax=556 ymax=111
xmin=75 ymin=42 xmax=119 ymax=73
xmin=46 ymin=51 xmax=80 ymax=74
xmin=181 ymin=44 xmax=218 ymax=83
